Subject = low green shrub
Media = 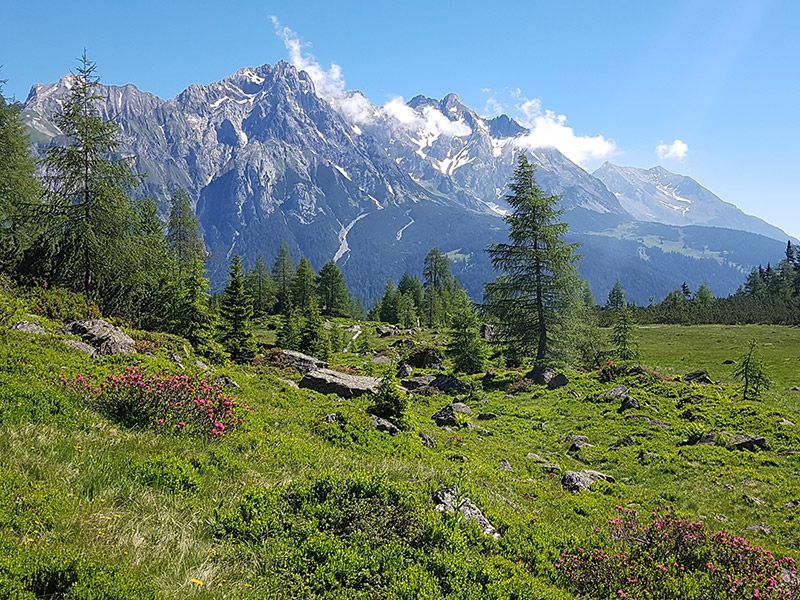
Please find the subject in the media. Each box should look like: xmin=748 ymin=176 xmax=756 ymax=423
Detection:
xmin=24 ymin=286 xmax=101 ymax=322
xmin=133 ymin=454 xmax=201 ymax=495
xmin=0 ymin=542 xmax=157 ymax=599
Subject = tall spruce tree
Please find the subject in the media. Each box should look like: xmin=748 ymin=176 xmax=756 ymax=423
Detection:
xmin=291 ymin=257 xmax=317 ymax=311
xmin=220 ymin=255 xmax=256 ymax=361
xmin=245 ymin=256 xmax=276 ymax=317
xmin=317 ymin=260 xmax=351 ymax=317
xmin=23 ymin=52 xmax=138 ymax=301
xmin=167 ymin=189 xmax=205 ymax=275
xmin=484 ymin=154 xmax=579 ymax=362
xmin=181 ymin=258 xmax=224 ymax=360
xmin=272 ymin=243 xmax=295 ymax=313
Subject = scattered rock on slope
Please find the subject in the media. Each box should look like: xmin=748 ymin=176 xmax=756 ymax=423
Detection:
xmin=405 ymin=347 xmax=444 ymax=370
xmin=282 ymin=349 xmax=328 ymax=374
xmin=11 ymin=321 xmax=46 ymax=334
xmin=62 ymin=339 xmax=98 ymax=358
xmin=562 ymin=470 xmax=616 ymax=493
xmin=369 ymin=414 xmax=400 ymax=436
xmin=432 ymin=487 xmax=501 ymax=539
xmin=299 ymin=368 xmax=380 ymax=398
xmin=685 ymin=370 xmax=714 ymax=385
xmin=61 ymin=320 xmax=135 ymax=356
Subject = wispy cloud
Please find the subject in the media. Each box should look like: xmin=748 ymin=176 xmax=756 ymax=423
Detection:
xmin=656 ymin=139 xmax=688 ymax=160
xmin=479 ymin=88 xmax=618 ymax=166
xmin=272 ymin=18 xmax=470 ymax=137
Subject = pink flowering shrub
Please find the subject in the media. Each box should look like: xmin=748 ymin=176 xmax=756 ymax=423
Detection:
xmin=61 ymin=367 xmax=247 ymax=437
xmin=556 ymin=506 xmax=798 ymax=599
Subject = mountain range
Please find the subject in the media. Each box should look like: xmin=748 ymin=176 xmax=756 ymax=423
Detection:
xmin=21 ymin=62 xmax=792 ymax=305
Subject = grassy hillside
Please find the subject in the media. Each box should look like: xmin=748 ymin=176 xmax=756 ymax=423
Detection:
xmin=0 ymin=315 xmax=798 ymax=598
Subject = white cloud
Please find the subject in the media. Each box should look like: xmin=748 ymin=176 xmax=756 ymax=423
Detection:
xmin=271 ymin=16 xmax=377 ymax=125
xmin=271 ymin=20 xmax=612 ymax=161
xmin=512 ymin=98 xmax=617 ymax=166
xmin=656 ymin=139 xmax=688 ymax=160
xmin=383 ymin=96 xmax=472 ymax=138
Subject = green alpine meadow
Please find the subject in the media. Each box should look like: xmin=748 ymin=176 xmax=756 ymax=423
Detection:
xmin=2 ymin=6 xmax=800 ymax=598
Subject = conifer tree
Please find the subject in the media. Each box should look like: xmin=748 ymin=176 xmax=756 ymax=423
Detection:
xmin=23 ymin=52 xmax=138 ymax=300
xmin=396 ymin=291 xmax=418 ymax=328
xmin=558 ymin=278 xmax=603 ymax=369
xmin=300 ymin=296 xmax=330 ymax=360
xmin=370 ymin=374 xmax=407 ymax=428
xmin=291 ymin=257 xmax=317 ymax=311
xmin=317 ymin=260 xmax=352 ymax=317
xmin=734 ymin=339 xmax=771 ymax=401
xmin=694 ymin=284 xmax=714 ymax=305
xmin=448 ymin=305 xmax=487 ymax=373
xmin=378 ymin=282 xmax=399 ymax=324
xmin=277 ymin=309 xmax=302 ymax=351
xmin=606 ymin=280 xmax=626 ymax=310
xmin=484 ymin=154 xmax=580 ymax=362
xmin=272 ymin=243 xmax=295 ymax=314
xmin=0 ymin=81 xmax=42 ymax=272
xmin=167 ymin=189 xmax=205 ymax=275
xmin=611 ymin=304 xmax=638 ymax=361
xmin=397 ymin=273 xmax=424 ymax=310
xmin=245 ymin=256 xmax=276 ymax=317
xmin=220 ymin=255 xmax=256 ymax=362
xmin=181 ymin=258 xmax=224 ymax=360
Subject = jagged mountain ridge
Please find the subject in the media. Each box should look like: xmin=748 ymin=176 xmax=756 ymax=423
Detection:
xmin=22 ymin=62 xmax=789 ymax=303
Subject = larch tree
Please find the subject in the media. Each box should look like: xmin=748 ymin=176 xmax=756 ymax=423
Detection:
xmin=291 ymin=257 xmax=317 ymax=311
xmin=23 ymin=51 xmax=138 ymax=299
xmin=317 ymin=260 xmax=351 ymax=317
xmin=272 ymin=242 xmax=295 ymax=314
xmin=167 ymin=189 xmax=205 ymax=275
xmin=484 ymin=154 xmax=579 ymax=363
xmin=220 ymin=255 xmax=256 ymax=361
xmin=0 ymin=80 xmax=42 ymax=272
xmin=245 ymin=256 xmax=276 ymax=318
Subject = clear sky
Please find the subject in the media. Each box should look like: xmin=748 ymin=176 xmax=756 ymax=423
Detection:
xmin=2 ymin=0 xmax=798 ymax=237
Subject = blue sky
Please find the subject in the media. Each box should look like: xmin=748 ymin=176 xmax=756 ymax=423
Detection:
xmin=2 ymin=0 xmax=798 ymax=237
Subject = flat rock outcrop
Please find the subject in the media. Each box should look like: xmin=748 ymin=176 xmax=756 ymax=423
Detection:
xmin=299 ymin=368 xmax=379 ymax=398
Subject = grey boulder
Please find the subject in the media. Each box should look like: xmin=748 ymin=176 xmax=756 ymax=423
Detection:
xmin=61 ymin=320 xmax=135 ymax=356
xmin=562 ymin=470 xmax=616 ymax=493
xmin=432 ymin=487 xmax=500 ymax=539
xmin=299 ymin=368 xmax=380 ymax=398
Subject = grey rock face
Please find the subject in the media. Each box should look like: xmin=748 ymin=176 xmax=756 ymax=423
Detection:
xmin=432 ymin=487 xmax=500 ymax=539
xmin=299 ymin=368 xmax=379 ymax=398
xmin=282 ymin=349 xmax=328 ymax=374
xmin=369 ymin=414 xmax=400 ymax=436
xmin=11 ymin=321 xmax=47 ymax=334
xmin=401 ymin=375 xmax=435 ymax=390
xmin=562 ymin=470 xmax=616 ymax=493
xmin=525 ymin=365 xmax=556 ymax=385
xmin=419 ymin=432 xmax=436 ymax=448
xmin=548 ymin=373 xmax=569 ymax=389
xmin=405 ymin=347 xmax=444 ymax=370
xmin=432 ymin=404 xmax=459 ymax=427
xmin=62 ymin=339 xmax=98 ymax=358
xmin=695 ymin=431 xmax=768 ymax=451
xmin=61 ymin=320 xmax=135 ymax=355
xmin=430 ymin=375 xmax=466 ymax=394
